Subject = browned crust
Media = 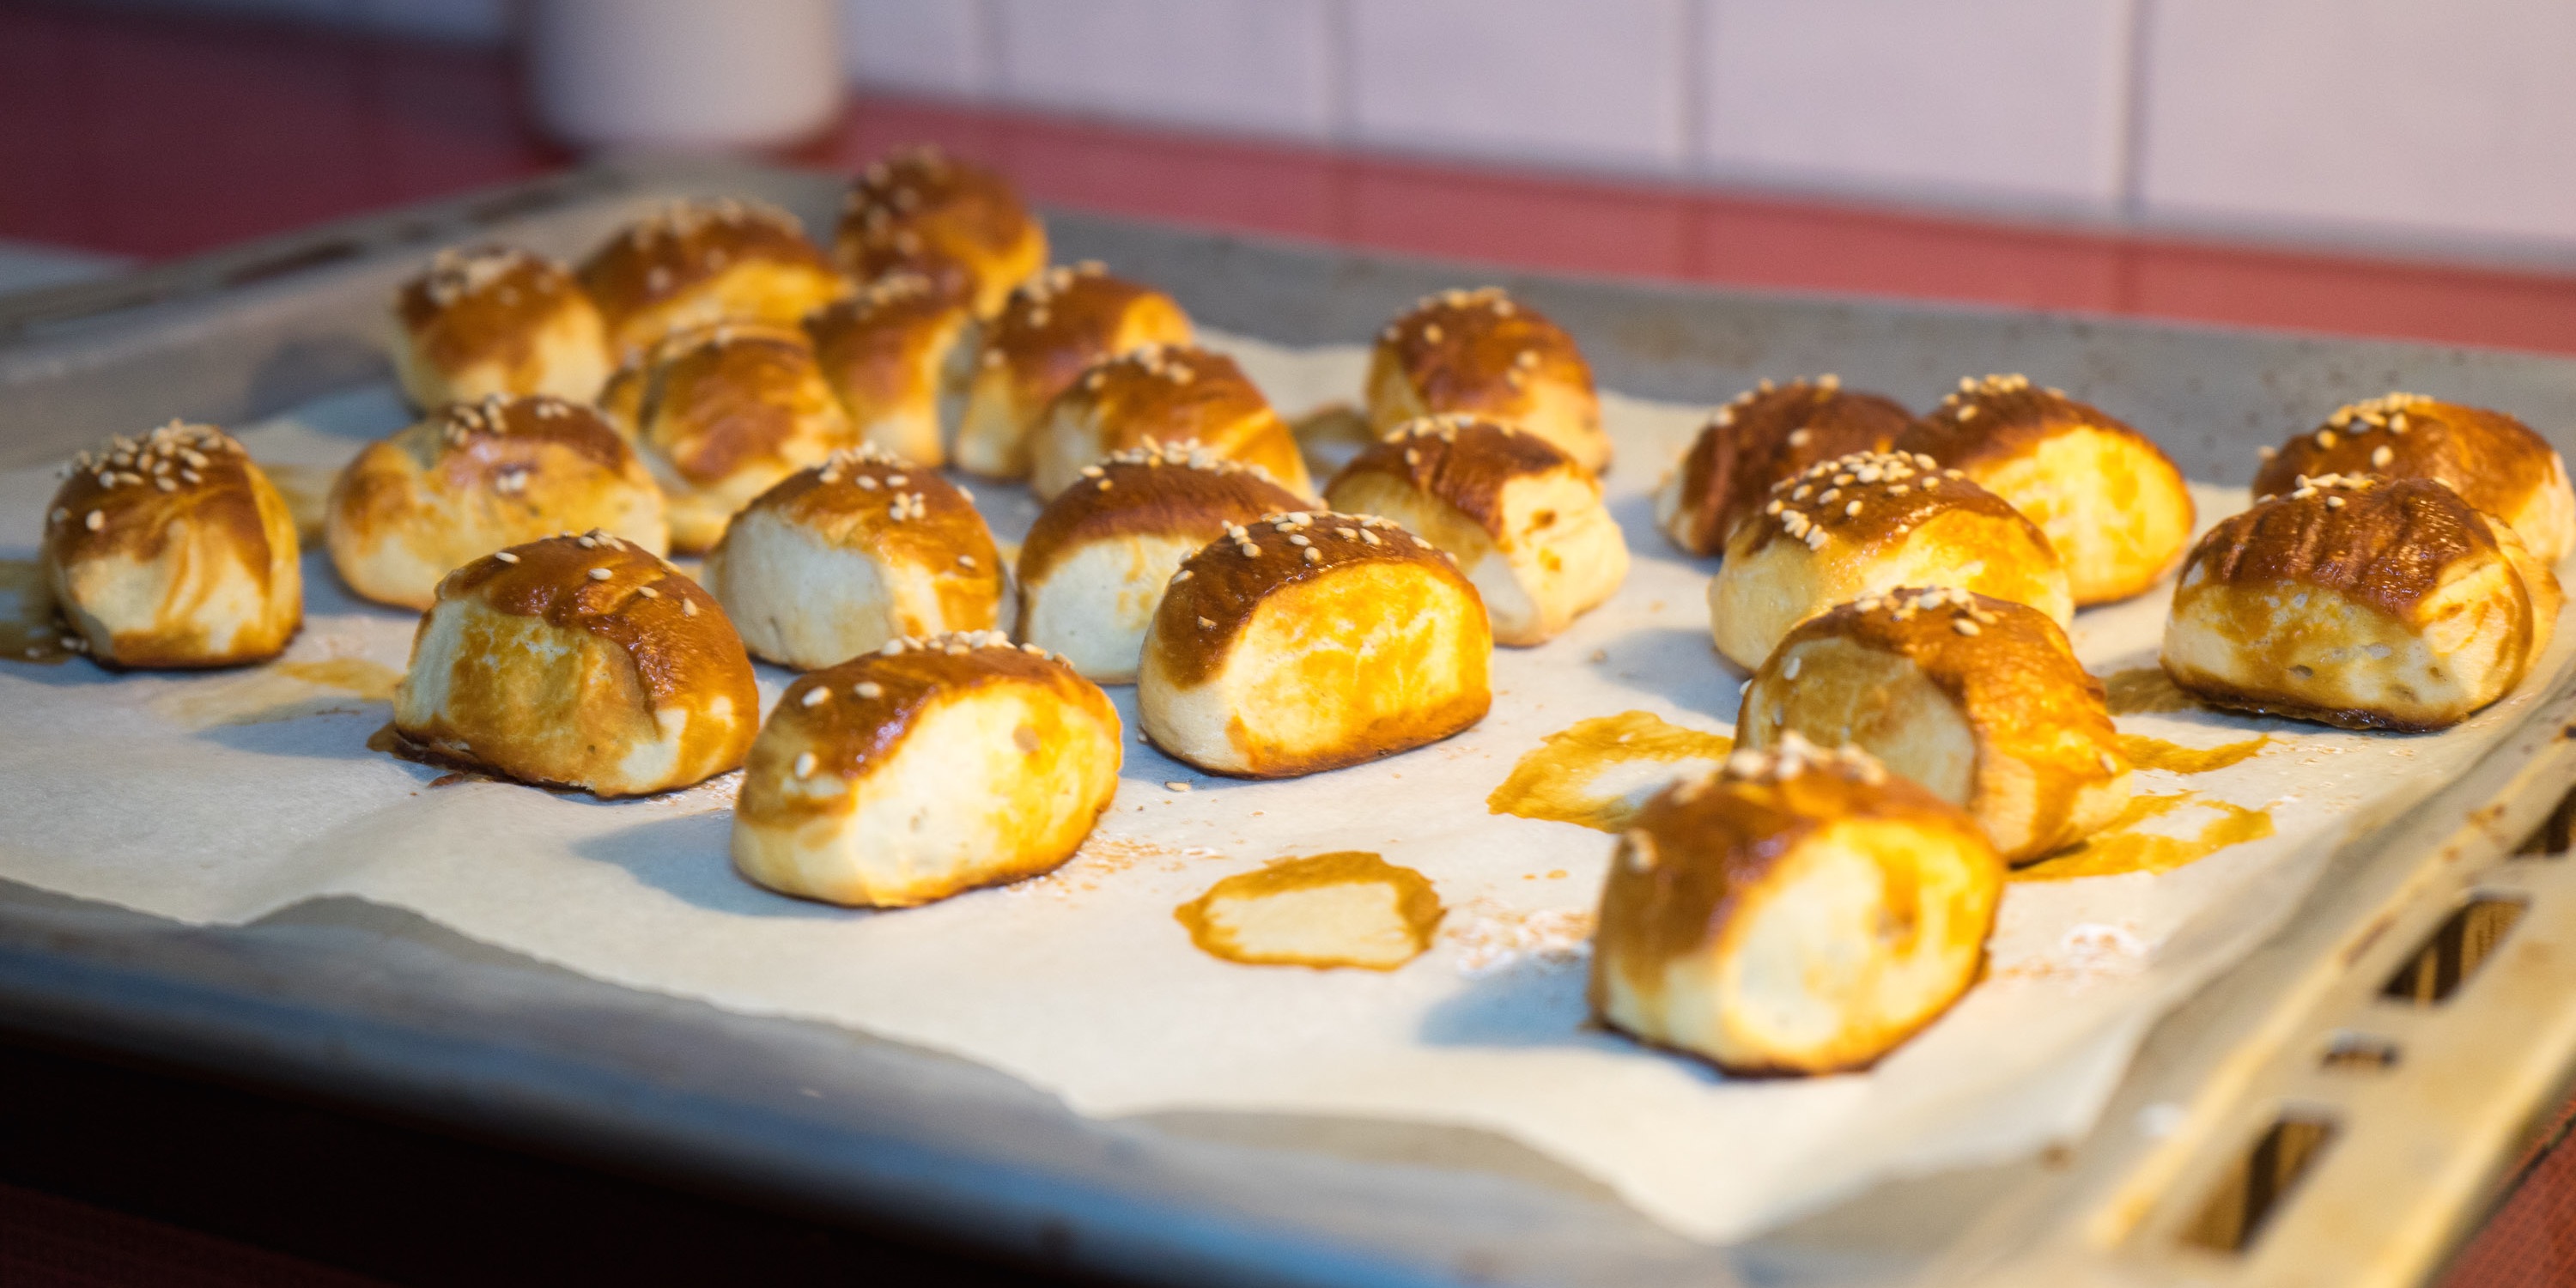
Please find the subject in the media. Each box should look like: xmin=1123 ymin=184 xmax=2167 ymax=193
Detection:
xmin=1050 ymin=343 xmax=1285 ymax=453
xmin=1329 ymin=414 xmax=1575 ymax=538
xmin=1018 ymin=450 xmax=1307 ymax=585
xmin=1731 ymin=449 xmax=2036 ymax=558
xmin=1370 ymin=287 xmax=1594 ymax=425
xmin=395 ymin=246 xmax=592 ymax=377
xmin=835 ymin=147 xmax=1044 ymax=309
xmin=635 ymin=326 xmax=852 ymax=487
xmin=769 ymin=630 xmax=1114 ymax=782
xmin=437 ymin=532 xmax=755 ymax=713
xmin=803 ymin=272 xmax=974 ymax=414
xmin=2184 ymin=475 xmax=2496 ymax=622
xmin=1669 ymin=379 xmax=1911 ymax=555
xmin=576 ymin=199 xmax=841 ymax=340
xmin=416 ymin=394 xmax=635 ymax=475
xmin=985 ymin=265 xmax=1191 ymax=415
xmin=1145 ymin=510 xmax=1475 ymax=689
xmin=2159 ymin=670 xmax=2455 ymax=733
xmin=2251 ymin=393 xmax=2562 ymax=522
xmin=734 ymin=446 xmax=1002 ymax=618
xmin=1895 ymin=374 xmax=2169 ymax=476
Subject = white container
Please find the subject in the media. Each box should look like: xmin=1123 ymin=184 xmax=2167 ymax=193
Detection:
xmin=526 ymin=0 xmax=845 ymax=153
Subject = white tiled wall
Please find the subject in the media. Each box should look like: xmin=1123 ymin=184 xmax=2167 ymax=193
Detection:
xmin=1346 ymin=0 xmax=1692 ymax=171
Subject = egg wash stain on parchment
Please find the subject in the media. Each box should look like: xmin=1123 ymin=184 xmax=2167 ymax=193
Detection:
xmin=0 ymin=560 xmax=72 ymax=664
xmin=2117 ymin=733 xmax=2272 ymax=775
xmin=1487 ymin=710 xmax=1735 ymax=832
xmin=2012 ymin=793 xmax=2275 ymax=882
xmin=1176 ymin=852 xmax=1445 ymax=970
xmin=2103 ymin=667 xmax=2201 ymax=715
xmin=155 ymin=655 xmax=403 ymax=727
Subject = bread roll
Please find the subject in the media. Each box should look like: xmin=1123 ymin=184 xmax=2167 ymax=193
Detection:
xmin=577 ymin=199 xmax=848 ymax=361
xmin=803 ymin=271 xmax=975 ymax=467
xmin=1138 ymin=511 xmax=1492 ymax=776
xmin=1589 ymin=733 xmax=2003 ymax=1075
xmin=616 ymin=325 xmax=860 ymax=554
xmin=1027 ymin=343 xmax=1312 ymax=501
xmin=1893 ymin=374 xmax=2193 ymax=606
xmin=1018 ymin=443 xmax=1309 ymax=683
xmin=703 ymin=445 xmax=1002 ymax=671
xmin=835 ymin=145 xmax=1046 ymax=320
xmin=1708 ymin=449 xmax=2071 ymax=670
xmin=1325 ymin=414 xmax=1628 ymax=646
xmin=953 ymin=264 xmax=1192 ymax=479
xmin=392 ymin=531 xmax=756 ymax=796
xmin=43 ymin=422 xmax=301 ymax=668
xmin=391 ymin=246 xmax=611 ymax=410
xmin=1365 ymin=287 xmax=1610 ymax=474
xmin=731 ymin=630 xmax=1121 ymax=908
xmin=1740 ymin=588 xmax=2129 ymax=864
xmin=326 ymin=395 xmax=668 ymax=611
xmin=1654 ymin=375 xmax=1910 ymax=556
xmin=2163 ymin=474 xmax=2562 ymax=731
xmin=2253 ymin=392 xmax=2576 ymax=564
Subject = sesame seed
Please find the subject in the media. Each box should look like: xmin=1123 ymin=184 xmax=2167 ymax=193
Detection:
xmin=803 ymin=687 xmax=830 ymax=707
xmin=793 ymin=753 xmax=817 ymax=779
xmin=1303 ymin=547 xmax=1322 ymax=563
xmin=2326 ymin=495 xmax=2346 ymax=509
xmin=1844 ymin=501 xmax=1862 ymax=516
xmin=2099 ymin=750 xmax=2120 ymax=774
xmin=856 ymin=681 xmax=884 ymax=698
xmin=2372 ymin=446 xmax=2394 ymax=467
xmin=638 ymin=586 xmax=659 ymax=598
xmin=84 ymin=510 xmax=104 ymax=531
xmin=588 ymin=568 xmax=613 ymax=580
xmin=2318 ymin=429 xmax=2337 ymax=448
xmin=1166 ymin=781 xmax=1191 ymax=793
xmin=1953 ymin=619 xmax=1981 ymax=635
xmin=1198 ymin=616 xmax=1217 ymax=629
xmin=683 ymin=599 xmax=698 ymax=616
xmin=495 ymin=550 xmax=519 ymax=563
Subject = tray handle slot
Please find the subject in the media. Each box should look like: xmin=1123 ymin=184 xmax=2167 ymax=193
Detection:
xmin=2512 ymin=781 xmax=2576 ymax=857
xmin=2318 ymin=1032 xmax=2402 ymax=1072
xmin=2380 ymin=896 xmax=2526 ymax=1005
xmin=2177 ymin=1112 xmax=2338 ymax=1255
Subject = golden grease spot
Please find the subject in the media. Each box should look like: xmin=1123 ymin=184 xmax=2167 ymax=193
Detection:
xmin=258 ymin=463 xmax=339 ymax=544
xmin=153 ymin=656 xmax=403 ymax=727
xmin=1175 ymin=851 xmax=1444 ymax=970
xmin=1486 ymin=710 xmax=1735 ymax=832
xmin=0 ymin=560 xmax=71 ymax=665
xmin=2013 ymin=793 xmax=2275 ymax=882
xmin=2117 ymin=733 xmax=2272 ymax=775
xmin=2103 ymin=666 xmax=2201 ymax=714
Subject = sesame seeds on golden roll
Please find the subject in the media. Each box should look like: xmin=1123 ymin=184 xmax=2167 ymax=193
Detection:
xmin=1365 ymin=287 xmax=1610 ymax=475
xmin=392 ymin=531 xmax=758 ymax=796
xmin=1325 ymin=414 xmax=1629 ymax=647
xmin=835 ymin=145 xmax=1047 ymax=320
xmin=953 ymin=264 xmax=1194 ymax=479
xmin=1137 ymin=510 xmax=1492 ymax=777
xmin=1707 ymin=449 xmax=2070 ymax=671
xmin=1741 ymin=589 xmax=2129 ymax=864
xmin=1894 ymin=374 xmax=2194 ymax=606
xmin=577 ymin=198 xmax=848 ymax=361
xmin=730 ymin=630 xmax=1122 ymax=908
xmin=44 ymin=422 xmax=301 ymax=668
xmin=1589 ymin=733 xmax=2003 ymax=1076
xmin=2252 ymin=393 xmax=2576 ymax=564
xmin=702 ymin=445 xmax=1002 ymax=671
xmin=325 ymin=395 xmax=668 ymax=611
xmin=803 ymin=271 xmax=977 ymax=468
xmin=613 ymin=324 xmax=860 ymax=554
xmin=1027 ymin=343 xmax=1312 ymax=501
xmin=390 ymin=245 xmax=611 ymax=410
xmin=2162 ymin=475 xmax=2561 ymax=732
xmin=1653 ymin=375 xmax=1911 ymax=557
xmin=1017 ymin=442 xmax=1308 ymax=683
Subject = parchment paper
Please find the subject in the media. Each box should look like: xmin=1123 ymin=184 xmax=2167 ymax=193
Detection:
xmin=1 ymin=331 xmax=2567 ymax=1242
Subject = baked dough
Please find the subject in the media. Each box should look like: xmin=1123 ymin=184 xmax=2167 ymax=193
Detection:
xmin=577 ymin=198 xmax=848 ymax=361
xmin=390 ymin=245 xmax=611 ymax=409
xmin=1325 ymin=414 xmax=1628 ymax=646
xmin=731 ymin=630 xmax=1121 ymax=908
xmin=1138 ymin=511 xmax=1492 ymax=776
xmin=1708 ymin=449 xmax=2071 ymax=670
xmin=1655 ymin=375 xmax=1910 ymax=556
xmin=1589 ymin=733 xmax=2003 ymax=1076
xmin=1017 ymin=443 xmax=1308 ymax=683
xmin=1893 ymin=374 xmax=2194 ymax=606
xmin=803 ymin=271 xmax=975 ymax=468
xmin=703 ymin=445 xmax=1003 ymax=671
xmin=835 ymin=145 xmax=1046 ymax=319
xmin=953 ymin=264 xmax=1193 ymax=479
xmin=1365 ymin=287 xmax=1610 ymax=474
xmin=326 ymin=395 xmax=668 ymax=611
xmin=1740 ymin=588 xmax=2129 ymax=864
xmin=44 ymin=422 xmax=301 ymax=668
xmin=2253 ymin=392 xmax=2576 ymax=564
xmin=1027 ymin=343 xmax=1313 ymax=501
xmin=611 ymin=324 xmax=860 ymax=554
xmin=2163 ymin=474 xmax=2562 ymax=731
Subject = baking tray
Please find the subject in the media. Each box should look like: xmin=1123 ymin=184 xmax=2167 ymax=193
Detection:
xmin=6 ymin=155 xmax=2576 ymax=1288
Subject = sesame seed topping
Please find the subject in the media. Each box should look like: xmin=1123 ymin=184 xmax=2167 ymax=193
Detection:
xmin=495 ymin=550 xmax=519 ymax=563
xmin=793 ymin=753 xmax=817 ymax=779
xmin=2372 ymin=445 xmax=2394 ymax=467
xmin=84 ymin=510 xmax=103 ymax=531
xmin=802 ymin=687 xmax=830 ymax=707
xmin=587 ymin=568 xmax=613 ymax=580
xmin=1953 ymin=618 xmax=1981 ymax=635
xmin=638 ymin=586 xmax=659 ymax=598
xmin=683 ymin=598 xmax=698 ymax=616
xmin=856 ymin=681 xmax=884 ymax=698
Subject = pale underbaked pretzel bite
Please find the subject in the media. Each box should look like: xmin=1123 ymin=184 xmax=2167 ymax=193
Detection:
xmin=803 ymin=271 xmax=976 ymax=468
xmin=2163 ymin=474 xmax=2562 ymax=732
xmin=954 ymin=264 xmax=1193 ymax=479
xmin=1740 ymin=588 xmax=2129 ymax=865
xmin=390 ymin=245 xmax=611 ymax=410
xmin=1894 ymin=374 xmax=2194 ymax=606
xmin=1654 ymin=374 xmax=1911 ymax=557
xmin=731 ymin=629 xmax=1121 ymax=908
xmin=1137 ymin=510 xmax=1492 ymax=777
xmin=702 ymin=445 xmax=1002 ymax=671
xmin=44 ymin=422 xmax=301 ymax=668
xmin=835 ymin=145 xmax=1047 ymax=320
xmin=1325 ymin=413 xmax=1628 ymax=647
xmin=1017 ymin=442 xmax=1307 ymax=683
xmin=1027 ymin=343 xmax=1312 ymax=501
xmin=1707 ymin=449 xmax=2071 ymax=671
xmin=1365 ymin=286 xmax=1611 ymax=474
xmin=577 ymin=198 xmax=848 ymax=361
xmin=2253 ymin=392 xmax=2576 ymax=565
xmin=607 ymin=324 xmax=860 ymax=554
xmin=327 ymin=395 xmax=667 ymax=611
xmin=1590 ymin=733 xmax=2004 ymax=1076
xmin=392 ymin=531 xmax=758 ymax=796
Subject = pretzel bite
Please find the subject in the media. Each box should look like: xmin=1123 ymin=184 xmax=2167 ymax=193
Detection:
xmin=703 ymin=446 xmax=1002 ymax=671
xmin=619 ymin=325 xmax=859 ymax=553
xmin=953 ymin=264 xmax=1193 ymax=479
xmin=43 ymin=422 xmax=301 ymax=668
xmin=577 ymin=199 xmax=848 ymax=361
xmin=1708 ymin=450 xmax=2070 ymax=670
xmin=803 ymin=272 xmax=975 ymax=467
xmin=1027 ymin=344 xmax=1312 ymax=501
xmin=2253 ymin=392 xmax=2576 ymax=564
xmin=1325 ymin=414 xmax=1628 ymax=647
xmin=392 ymin=531 xmax=756 ymax=795
xmin=1655 ymin=376 xmax=1911 ymax=556
xmin=1590 ymin=734 xmax=2003 ymax=1076
xmin=391 ymin=246 xmax=611 ymax=409
xmin=1740 ymin=589 xmax=2128 ymax=864
xmin=1018 ymin=443 xmax=1307 ymax=683
xmin=731 ymin=630 xmax=1121 ymax=908
xmin=1138 ymin=511 xmax=1492 ymax=777
xmin=1365 ymin=287 xmax=1610 ymax=475
xmin=326 ymin=395 xmax=668 ymax=611
xmin=1893 ymin=374 xmax=2193 ymax=606
xmin=835 ymin=146 xmax=1046 ymax=319
xmin=2162 ymin=475 xmax=2562 ymax=732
